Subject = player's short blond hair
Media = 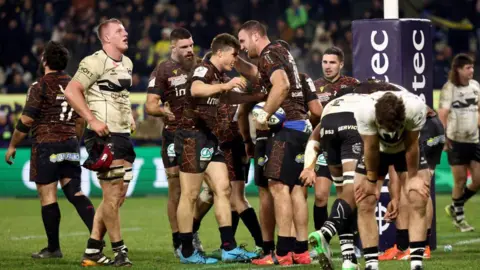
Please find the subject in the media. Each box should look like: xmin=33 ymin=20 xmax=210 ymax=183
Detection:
xmin=96 ymin=18 xmax=122 ymax=42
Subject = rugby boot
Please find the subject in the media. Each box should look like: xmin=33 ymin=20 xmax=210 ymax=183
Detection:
xmin=32 ymin=247 xmax=63 ymax=259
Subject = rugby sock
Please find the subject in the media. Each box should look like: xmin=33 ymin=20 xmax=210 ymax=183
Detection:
xmin=313 ymin=205 xmax=328 ymax=230
xmin=179 ymin=232 xmax=194 ymax=257
xmin=364 ymin=246 xmax=379 ymax=270
xmin=294 ymin=240 xmax=308 ymax=254
xmin=219 ymin=226 xmax=236 ymax=251
xmin=192 ymin=218 xmax=201 ymax=233
xmin=321 ymin=221 xmax=337 ymax=244
xmin=71 ymin=195 xmax=95 ymax=233
xmin=321 ymin=199 xmax=352 ymax=244
xmin=231 ymin=211 xmax=240 ymax=235
xmin=339 ymin=233 xmax=357 ymax=263
xmin=172 ymin=232 xmax=181 ymax=249
xmin=451 ymin=198 xmax=465 ymax=222
xmin=461 ymin=187 xmax=477 ymax=203
xmin=396 ymin=229 xmax=409 ymax=251
xmin=276 ymin=236 xmax=292 ymax=256
xmin=239 ymin=207 xmax=263 ymax=247
xmin=409 ymin=241 xmax=425 ymax=269
xmin=42 ymin=203 xmax=61 ymax=252
xmin=426 ymin=228 xmax=431 ymax=246
xmin=85 ymin=238 xmax=103 ymax=255
xmin=263 ymin=240 xmax=275 ymax=255
xmin=111 ymin=240 xmax=128 ymax=256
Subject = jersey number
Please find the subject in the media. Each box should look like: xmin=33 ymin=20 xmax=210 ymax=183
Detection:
xmin=287 ymin=52 xmax=302 ymax=89
xmin=175 ymin=88 xmax=186 ymax=97
xmin=60 ymin=101 xmax=74 ymax=121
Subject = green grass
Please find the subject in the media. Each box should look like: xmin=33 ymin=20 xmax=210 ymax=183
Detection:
xmin=1 ymin=195 xmax=480 ymax=269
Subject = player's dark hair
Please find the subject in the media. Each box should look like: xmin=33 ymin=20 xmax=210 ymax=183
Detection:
xmin=449 ymin=53 xmax=474 ymax=86
xmin=276 ymin=40 xmax=291 ymax=51
xmin=43 ymin=41 xmax=69 ymax=71
xmin=96 ymin=18 xmax=122 ymax=41
xmin=375 ymin=92 xmax=406 ymax=132
xmin=170 ymin=28 xmax=192 ymax=42
xmin=239 ymin=20 xmax=267 ymax=37
xmin=211 ymin=33 xmax=240 ymax=54
xmin=355 ymin=80 xmax=400 ymax=94
xmin=323 ymin=46 xmax=344 ymax=62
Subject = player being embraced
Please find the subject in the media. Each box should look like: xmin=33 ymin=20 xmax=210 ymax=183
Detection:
xmin=312 ymin=46 xmax=360 ymax=235
xmin=174 ymin=33 xmax=258 ymax=264
xmin=438 ymin=53 xmax=480 ymax=232
xmin=145 ymin=27 xmax=207 ymax=256
xmin=65 ymin=18 xmax=135 ymax=266
xmin=5 ymin=41 xmax=96 ymax=259
xmin=237 ymin=20 xmax=312 ymax=265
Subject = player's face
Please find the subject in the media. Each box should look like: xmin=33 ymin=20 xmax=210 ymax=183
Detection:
xmin=458 ymin=64 xmax=474 ymax=80
xmin=173 ymin=38 xmax=196 ymax=70
xmin=108 ymin=23 xmax=129 ymax=52
xmin=322 ymin=54 xmax=343 ymax=80
xmin=220 ymin=47 xmax=239 ymax=72
xmin=238 ymin=30 xmax=258 ymax=58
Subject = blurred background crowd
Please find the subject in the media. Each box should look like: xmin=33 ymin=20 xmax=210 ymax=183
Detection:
xmin=0 ymin=0 xmax=479 ymax=146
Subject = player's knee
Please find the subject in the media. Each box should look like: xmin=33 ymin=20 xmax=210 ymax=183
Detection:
xmin=408 ymin=190 xmax=428 ymax=212
xmin=214 ymin=182 xmax=231 ymax=199
xmin=314 ymin=189 xmax=329 ymax=207
xmin=62 ymin=180 xmax=82 ymax=204
xmin=357 ymin=195 xmax=376 ymax=213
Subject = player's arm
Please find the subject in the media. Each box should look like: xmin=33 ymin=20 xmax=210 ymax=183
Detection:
xmin=437 ymin=82 xmax=452 ymax=130
xmin=220 ymin=91 xmax=266 ymax=104
xmin=304 ymin=123 xmax=322 ymax=170
xmin=145 ymin=94 xmax=174 ymax=117
xmin=191 ymin=80 xmax=232 ymax=97
xmin=234 ymin=56 xmax=259 ymax=83
xmin=355 ymin=106 xmax=380 ymax=182
xmin=260 ymin=69 xmax=290 ymax=122
xmin=8 ymin=115 xmax=34 ymax=149
xmin=304 ymin=74 xmax=323 ymax=118
xmin=238 ymin=103 xmax=254 ymax=143
xmin=404 ymin=101 xmax=427 ymax=177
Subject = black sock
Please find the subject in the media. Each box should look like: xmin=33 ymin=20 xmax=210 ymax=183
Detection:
xmin=452 ymin=197 xmax=465 ymax=222
xmin=263 ymin=240 xmax=275 ymax=255
xmin=179 ymin=232 xmax=194 ymax=257
xmin=192 ymin=218 xmax=201 ymax=233
xmin=239 ymin=207 xmax=263 ymax=247
xmin=314 ymin=205 xmax=328 ymax=230
xmin=70 ymin=195 xmax=95 ymax=233
xmin=294 ymin=240 xmax=308 ymax=254
xmin=111 ymin=240 xmax=127 ymax=254
xmin=219 ymin=226 xmax=236 ymax=251
xmin=322 ymin=199 xmax=352 ymax=244
xmin=276 ymin=236 xmax=292 ymax=256
xmin=396 ymin=229 xmax=409 ymax=251
xmin=426 ymin=228 xmax=431 ymax=246
xmin=461 ymin=187 xmax=477 ymax=203
xmin=409 ymin=241 xmax=425 ymax=265
xmin=42 ymin=203 xmax=61 ymax=252
xmin=364 ymin=246 xmax=379 ymax=269
xmin=231 ymin=211 xmax=240 ymax=235
xmin=85 ymin=238 xmax=103 ymax=255
xmin=172 ymin=232 xmax=181 ymax=249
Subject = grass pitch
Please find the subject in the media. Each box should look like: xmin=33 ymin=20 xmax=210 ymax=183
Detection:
xmin=1 ymin=194 xmax=480 ymax=269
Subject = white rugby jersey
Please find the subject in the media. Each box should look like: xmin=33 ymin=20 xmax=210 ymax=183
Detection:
xmin=439 ymin=80 xmax=480 ymax=143
xmin=72 ymin=50 xmax=133 ymax=134
xmin=354 ymin=90 xmax=427 ymax=153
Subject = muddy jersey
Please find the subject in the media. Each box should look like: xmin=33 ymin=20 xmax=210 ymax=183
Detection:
xmin=257 ymin=42 xmax=307 ymax=121
xmin=179 ymin=60 xmax=227 ymax=132
xmin=147 ymin=59 xmax=190 ymax=132
xmin=439 ymin=80 xmax=480 ymax=143
xmin=300 ymin=73 xmax=318 ymax=111
xmin=314 ymin=75 xmax=360 ymax=106
xmin=23 ymin=72 xmax=78 ymax=143
xmin=72 ymin=50 xmax=133 ymax=134
xmin=354 ymin=90 xmax=427 ymax=153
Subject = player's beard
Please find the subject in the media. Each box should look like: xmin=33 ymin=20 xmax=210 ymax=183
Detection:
xmin=179 ymin=53 xmax=197 ymax=71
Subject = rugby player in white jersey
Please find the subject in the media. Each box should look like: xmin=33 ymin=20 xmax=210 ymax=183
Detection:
xmin=65 ymin=18 xmax=135 ymax=267
xmin=439 ymin=53 xmax=480 ymax=232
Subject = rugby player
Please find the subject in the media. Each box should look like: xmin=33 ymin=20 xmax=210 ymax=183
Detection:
xmin=438 ymin=53 xmax=480 ymax=232
xmin=174 ymin=33 xmax=258 ymax=264
xmin=65 ymin=18 xmax=135 ymax=266
xmin=312 ymin=47 xmax=360 ymax=233
xmin=237 ymin=20 xmax=312 ymax=265
xmin=4 ymin=41 xmax=96 ymax=259
xmin=145 ymin=28 xmax=205 ymax=256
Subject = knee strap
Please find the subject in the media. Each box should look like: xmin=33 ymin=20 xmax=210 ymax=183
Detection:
xmin=97 ymin=166 xmax=125 ymax=181
xmin=166 ymin=171 xmax=179 ymax=179
xmin=124 ymin=167 xmax=133 ymax=183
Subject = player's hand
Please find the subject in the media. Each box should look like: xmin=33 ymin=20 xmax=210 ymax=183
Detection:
xmin=89 ymin=118 xmax=109 ymax=137
xmin=299 ymin=168 xmax=316 ymax=187
xmin=130 ymin=114 xmax=136 ymax=134
xmin=443 ymin=138 xmax=452 ymax=152
xmin=355 ymin=179 xmax=379 ymax=203
xmin=253 ymin=116 xmax=270 ymax=131
xmin=226 ymin=77 xmax=247 ymax=90
xmin=5 ymin=146 xmax=16 ymax=165
xmin=163 ymin=103 xmax=175 ymax=121
xmin=384 ymin=198 xmax=399 ymax=223
xmin=245 ymin=140 xmax=254 ymax=158
xmin=406 ymin=175 xmax=430 ymax=199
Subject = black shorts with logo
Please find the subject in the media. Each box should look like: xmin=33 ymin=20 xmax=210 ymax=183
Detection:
xmin=356 ymin=149 xmax=429 ymax=179
xmin=84 ymin=129 xmax=136 ymax=163
xmin=420 ymin=116 xmax=445 ymax=168
xmin=162 ymin=129 xmax=178 ymax=169
xmin=447 ymin=140 xmax=480 ymax=166
xmin=174 ymin=129 xmax=225 ymax=173
xmin=30 ymin=137 xmax=81 ymax=184
xmin=321 ymin=112 xmax=362 ymax=165
xmin=264 ymin=127 xmax=310 ymax=187
xmin=221 ymin=135 xmax=248 ymax=182
xmin=254 ymin=130 xmax=270 ymax=188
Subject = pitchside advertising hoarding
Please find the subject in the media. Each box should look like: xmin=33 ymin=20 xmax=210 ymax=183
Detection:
xmin=353 ymin=18 xmax=435 ymax=250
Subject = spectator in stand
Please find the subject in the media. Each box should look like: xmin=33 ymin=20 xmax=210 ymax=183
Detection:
xmin=6 ymin=73 xmax=27 ymax=94
xmin=286 ymin=0 xmax=309 ymax=29
xmin=0 ymin=110 xmax=12 ymax=148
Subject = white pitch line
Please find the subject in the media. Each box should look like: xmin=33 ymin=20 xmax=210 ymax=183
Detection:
xmin=10 ymin=227 xmax=142 ymax=241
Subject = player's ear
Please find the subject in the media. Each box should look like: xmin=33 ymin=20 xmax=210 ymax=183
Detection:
xmin=340 ymin=61 xmax=344 ymax=69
